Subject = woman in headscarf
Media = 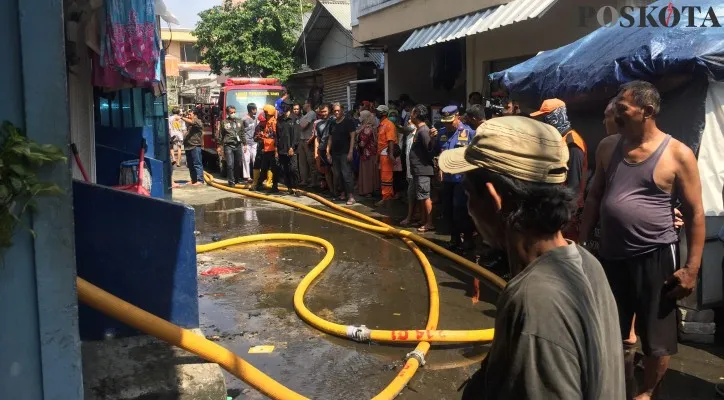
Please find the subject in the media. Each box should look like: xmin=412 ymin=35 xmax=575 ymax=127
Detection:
xmin=356 ymin=110 xmax=379 ymax=197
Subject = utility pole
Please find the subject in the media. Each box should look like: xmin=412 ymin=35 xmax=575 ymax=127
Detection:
xmin=299 ymin=0 xmax=308 ymax=66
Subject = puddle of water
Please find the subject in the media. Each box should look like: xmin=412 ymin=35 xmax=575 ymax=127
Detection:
xmin=195 ymin=196 xmax=501 ymax=398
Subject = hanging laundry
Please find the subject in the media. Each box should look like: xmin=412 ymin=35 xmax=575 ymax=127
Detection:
xmin=101 ymin=0 xmax=160 ymax=83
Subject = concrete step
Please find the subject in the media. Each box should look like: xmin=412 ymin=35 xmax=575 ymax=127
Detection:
xmin=82 ymin=329 xmax=226 ymax=400
xmin=679 ymin=307 xmax=717 ymax=323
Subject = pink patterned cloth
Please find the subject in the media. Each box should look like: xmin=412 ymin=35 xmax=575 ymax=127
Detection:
xmin=95 ymin=0 xmax=160 ymax=88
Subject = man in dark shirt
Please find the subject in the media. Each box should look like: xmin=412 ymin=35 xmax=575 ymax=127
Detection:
xmin=531 ymin=98 xmax=588 ymax=241
xmin=218 ymin=106 xmax=246 ymax=187
xmin=439 ymin=116 xmax=624 ymax=400
xmin=276 ymin=98 xmax=300 ymax=196
xmin=298 ymin=101 xmax=318 ymax=187
xmin=326 ymin=103 xmax=357 ymax=205
xmin=409 ymin=105 xmax=436 ymax=232
xmin=314 ymin=104 xmax=335 ymax=196
xmin=435 ymin=105 xmax=476 ymax=250
xmin=181 ymin=109 xmax=205 ymax=185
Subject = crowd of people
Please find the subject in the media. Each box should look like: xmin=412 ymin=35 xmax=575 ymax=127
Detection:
xmin=454 ymin=81 xmax=705 ymax=400
xmin=171 ymin=81 xmax=708 ymax=399
xmin=209 ymin=92 xmax=526 ymax=240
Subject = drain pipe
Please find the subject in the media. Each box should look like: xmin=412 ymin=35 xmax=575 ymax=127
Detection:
xmin=347 ymin=78 xmax=378 ymax=111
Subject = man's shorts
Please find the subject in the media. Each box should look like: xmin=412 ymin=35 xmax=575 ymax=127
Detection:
xmin=406 ymin=177 xmax=415 ymax=203
xmin=411 ymin=175 xmax=431 ymax=201
xmin=170 ymin=136 xmax=182 ymax=150
xmin=601 ymin=244 xmax=679 ymax=357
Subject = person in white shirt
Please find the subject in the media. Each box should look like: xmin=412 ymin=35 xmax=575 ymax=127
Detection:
xmin=168 ymin=107 xmax=186 ymax=166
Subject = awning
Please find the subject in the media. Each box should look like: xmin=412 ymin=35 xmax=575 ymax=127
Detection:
xmin=398 ymin=0 xmax=558 ymax=52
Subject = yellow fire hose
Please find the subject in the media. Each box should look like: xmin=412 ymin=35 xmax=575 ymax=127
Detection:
xmin=75 ymin=171 xmax=506 ymax=399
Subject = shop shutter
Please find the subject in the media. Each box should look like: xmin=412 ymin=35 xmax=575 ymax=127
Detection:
xmin=321 ymin=65 xmax=358 ymax=109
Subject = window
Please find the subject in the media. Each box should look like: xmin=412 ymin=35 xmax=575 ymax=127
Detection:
xmin=182 ymin=43 xmax=200 ymax=63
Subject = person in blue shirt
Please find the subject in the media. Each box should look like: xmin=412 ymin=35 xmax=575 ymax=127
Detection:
xmin=437 ymin=105 xmax=477 ymax=251
xmin=274 ymin=90 xmax=289 ymax=117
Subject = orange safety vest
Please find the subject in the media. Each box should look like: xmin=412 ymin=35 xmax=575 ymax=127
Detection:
xmin=262 ymin=126 xmax=276 ymax=153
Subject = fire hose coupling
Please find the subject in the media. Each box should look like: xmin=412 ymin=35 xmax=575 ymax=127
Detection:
xmin=346 ymin=325 xmax=371 ymax=342
xmin=405 ymin=350 xmax=426 ymax=366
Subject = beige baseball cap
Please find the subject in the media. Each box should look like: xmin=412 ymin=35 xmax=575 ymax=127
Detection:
xmin=438 ymin=116 xmax=569 ymax=184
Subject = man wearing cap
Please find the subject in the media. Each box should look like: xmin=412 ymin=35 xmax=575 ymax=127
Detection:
xmin=431 ymin=105 xmax=476 ymax=250
xmin=376 ymin=104 xmax=399 ymax=207
xmin=531 ymin=98 xmax=588 ymax=241
xmin=438 ymin=116 xmax=624 ymax=399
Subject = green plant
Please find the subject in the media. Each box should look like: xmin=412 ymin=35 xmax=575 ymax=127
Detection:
xmin=194 ymin=0 xmax=313 ymax=82
xmin=0 ymin=121 xmax=66 ymax=252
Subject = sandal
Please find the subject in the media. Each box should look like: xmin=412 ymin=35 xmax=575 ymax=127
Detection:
xmin=346 ymin=198 xmax=356 ymax=206
xmin=417 ymin=225 xmax=435 ymax=233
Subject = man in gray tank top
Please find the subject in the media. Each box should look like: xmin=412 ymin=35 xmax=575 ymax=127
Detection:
xmin=579 ymin=81 xmax=705 ymax=400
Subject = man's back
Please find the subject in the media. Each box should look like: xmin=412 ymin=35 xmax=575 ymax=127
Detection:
xmin=300 ymin=110 xmax=316 ymax=140
xmin=169 ymin=115 xmax=185 ymax=139
xmin=409 ymin=125 xmax=434 ymax=176
xmin=480 ymin=244 xmax=624 ymax=400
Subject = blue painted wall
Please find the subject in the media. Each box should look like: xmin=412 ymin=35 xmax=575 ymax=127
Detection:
xmin=73 ymin=181 xmax=199 ymax=340
xmin=0 ymin=0 xmax=84 ymax=399
xmin=0 ymin=0 xmax=45 ymax=396
xmin=96 ymin=125 xmax=156 ymax=156
xmin=95 ymin=87 xmax=172 ymax=198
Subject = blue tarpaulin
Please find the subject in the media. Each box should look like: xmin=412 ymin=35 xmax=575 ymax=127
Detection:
xmin=490 ymin=0 xmax=724 ymax=105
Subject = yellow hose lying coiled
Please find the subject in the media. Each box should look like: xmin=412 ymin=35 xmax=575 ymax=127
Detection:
xmin=75 ymin=171 xmax=506 ymax=400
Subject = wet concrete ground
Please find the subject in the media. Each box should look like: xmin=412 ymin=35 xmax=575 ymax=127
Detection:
xmin=173 ymin=166 xmax=724 ymax=399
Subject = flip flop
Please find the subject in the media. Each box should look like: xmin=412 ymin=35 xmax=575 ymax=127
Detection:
xmin=417 ymin=225 xmax=435 ymax=233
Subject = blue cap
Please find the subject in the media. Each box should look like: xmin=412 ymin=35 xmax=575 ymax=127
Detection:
xmin=440 ymin=105 xmax=459 ymax=122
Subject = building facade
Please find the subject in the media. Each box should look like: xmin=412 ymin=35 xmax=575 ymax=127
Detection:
xmin=289 ymin=0 xmax=384 ymax=109
xmin=161 ymin=28 xmax=220 ymax=108
xmin=351 ymin=0 xmax=650 ymax=107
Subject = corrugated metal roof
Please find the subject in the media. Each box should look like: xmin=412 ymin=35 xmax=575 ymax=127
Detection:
xmin=321 ymin=0 xmax=353 ymax=30
xmin=398 ymin=0 xmax=558 ymax=52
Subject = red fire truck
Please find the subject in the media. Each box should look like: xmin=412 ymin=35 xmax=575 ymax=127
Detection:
xmin=203 ymin=77 xmax=285 ymax=175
